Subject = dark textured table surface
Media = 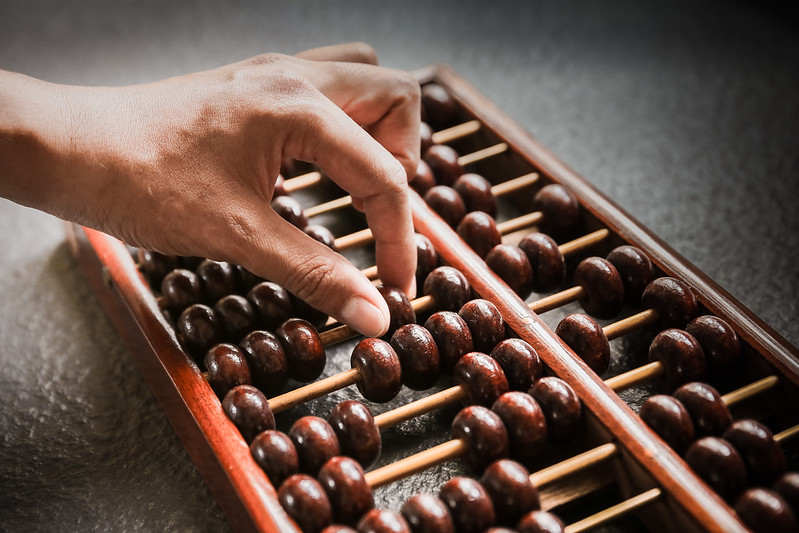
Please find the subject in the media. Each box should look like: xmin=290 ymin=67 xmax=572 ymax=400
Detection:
xmin=1 ymin=1 xmax=797 ymax=531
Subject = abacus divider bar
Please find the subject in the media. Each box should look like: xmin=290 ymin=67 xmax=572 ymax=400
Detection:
xmin=373 ymin=386 xmax=467 ymax=430
xmin=431 ymin=119 xmax=481 ymax=144
xmin=530 ymin=442 xmax=618 ymax=488
xmin=283 ymin=171 xmax=323 ymax=193
xmin=775 ymin=423 xmax=799 ymax=443
xmin=267 ymin=368 xmax=361 ymax=414
xmin=564 ymin=488 xmax=662 ymax=533
xmin=363 ymin=439 xmax=468 ymax=489
xmin=721 ymin=375 xmax=779 ymax=407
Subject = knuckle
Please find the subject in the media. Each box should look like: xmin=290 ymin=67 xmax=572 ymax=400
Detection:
xmin=246 ymin=52 xmax=290 ymax=67
xmin=348 ymin=42 xmax=379 ymax=64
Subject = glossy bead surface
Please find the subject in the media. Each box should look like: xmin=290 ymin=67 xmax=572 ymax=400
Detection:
xmin=222 ymin=384 xmax=275 ymax=442
xmin=328 ymin=400 xmax=381 ymax=468
xmin=321 ymin=527 xmax=357 ymax=533
xmin=439 ymin=477 xmax=496 ymax=533
xmin=318 ymin=456 xmax=374 ymax=526
xmin=459 ymin=299 xmax=505 ymax=354
xmin=351 ymin=338 xmax=402 ymax=403
xmin=518 ymin=233 xmax=565 ymax=293
xmin=555 ymin=313 xmax=610 ymax=374
xmin=250 ymin=429 xmax=298 ymax=487
xmin=378 ymin=286 xmax=416 ymax=340
xmin=481 ymin=459 xmax=539 ymax=525
xmin=457 ymin=211 xmax=502 ymax=259
xmin=572 ymin=257 xmax=624 ymax=319
xmin=410 ymin=159 xmax=436 ymax=196
xmin=424 ymin=185 xmax=466 ymax=227
xmin=639 ymin=395 xmax=695 ymax=454
xmin=423 ymin=145 xmax=463 ymax=187
xmin=419 ymin=122 xmax=434 ymax=155
xmin=685 ymin=315 xmax=741 ymax=372
xmin=400 ymin=494 xmax=455 ymax=533
xmin=196 ymin=259 xmax=238 ymax=302
xmin=486 ymin=244 xmax=534 ymax=299
xmin=204 ymin=343 xmax=251 ymax=396
xmin=414 ymin=234 xmax=439 ymax=290
xmin=247 ymin=281 xmax=294 ymax=330
xmin=357 ymin=510 xmax=410 ymax=533
xmin=390 ymin=324 xmax=440 ymax=390
xmin=239 ymin=330 xmax=288 ymax=394
xmin=424 ymin=311 xmax=474 ymax=372
xmin=673 ymin=382 xmax=732 ymax=437
xmin=272 ymin=195 xmax=308 ymax=229
xmin=451 ymin=405 xmax=509 ymax=472
xmin=491 ymin=339 xmax=543 ymax=392
xmin=276 ymin=318 xmax=326 ymax=383
xmin=684 ymin=437 xmax=747 ymax=502
xmin=529 ymin=377 xmax=582 ymax=442
xmin=773 ymin=472 xmax=799 ymax=516
xmin=214 ymin=294 xmax=256 ymax=341
xmin=137 ymin=249 xmax=178 ymax=287
xmin=491 ymin=391 xmax=548 ymax=463
xmin=454 ymin=173 xmax=497 ymax=217
xmin=161 ymin=268 xmax=204 ymax=311
xmin=273 ymin=174 xmax=287 ymax=197
xmin=723 ymin=419 xmax=786 ymax=485
xmin=641 ymin=277 xmax=699 ymax=328
xmin=454 ymin=353 xmax=509 ymax=407
xmin=177 ymin=303 xmax=221 ymax=358
xmin=289 ymin=416 xmax=341 ymax=475
xmin=648 ymin=329 xmax=707 ymax=391
xmin=517 ymin=511 xmax=566 ymax=533
xmin=605 ymin=246 xmax=655 ymax=304
xmin=531 ymin=184 xmax=580 ymax=235
xmin=735 ymin=488 xmax=798 ymax=533
xmin=278 ymin=474 xmax=332 ymax=533
xmin=421 ymin=83 xmax=459 ymax=128
xmin=423 ymin=266 xmax=471 ymax=313
xmin=305 ymin=224 xmax=338 ymax=251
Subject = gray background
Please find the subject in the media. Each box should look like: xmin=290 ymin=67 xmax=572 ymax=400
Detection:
xmin=1 ymin=1 xmax=797 ymax=531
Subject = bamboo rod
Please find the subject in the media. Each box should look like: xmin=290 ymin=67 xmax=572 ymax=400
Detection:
xmin=558 ymin=229 xmax=610 ymax=257
xmin=775 ymin=423 xmax=799 ymax=443
xmin=458 ymin=142 xmax=508 ymax=166
xmin=364 ymin=439 xmax=467 ymax=489
xmin=565 ymin=488 xmax=661 ymax=533
xmin=373 ymin=386 xmax=467 ymax=430
xmin=283 ymin=171 xmax=323 ymax=193
xmin=721 ymin=375 xmax=779 ymax=407
xmin=529 ymin=285 xmax=584 ymax=314
xmin=267 ymin=368 xmax=360 ymax=413
xmin=603 ymin=309 xmax=660 ymax=341
xmin=431 ymin=120 xmax=481 ymax=144
xmin=530 ymin=443 xmax=618 ymax=488
xmin=605 ymin=362 xmax=664 ymax=392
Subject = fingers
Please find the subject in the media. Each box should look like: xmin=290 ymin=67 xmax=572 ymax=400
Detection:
xmin=295 ymin=42 xmax=378 ymax=65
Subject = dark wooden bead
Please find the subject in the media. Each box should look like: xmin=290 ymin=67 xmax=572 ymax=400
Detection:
xmin=454 ymin=353 xmax=509 ymax=407
xmin=305 ymin=224 xmax=339 ymax=251
xmin=322 ymin=527 xmax=357 ymax=533
xmin=420 ymin=122 xmax=434 ymax=155
xmin=424 ymin=185 xmax=466 ymax=227
xmin=424 ymin=311 xmax=474 ymax=372
xmin=481 ymin=459 xmax=539 ymax=525
xmin=222 ymin=384 xmax=275 ymax=442
xmin=773 ymin=472 xmax=799 ymax=517
xmin=572 ymin=257 xmax=624 ymax=319
xmin=529 ymin=377 xmax=582 ymax=443
xmin=605 ymin=246 xmax=655 ymax=304
xmin=161 ymin=268 xmax=204 ymax=311
xmin=555 ymin=313 xmax=611 ymax=374
xmin=276 ymin=318 xmax=326 ymax=383
xmin=247 ymin=281 xmax=294 ymax=331
xmin=378 ymin=286 xmax=416 ymax=340
xmin=273 ymin=174 xmax=287 ymax=197
xmin=723 ymin=419 xmax=787 ymax=486
xmin=648 ymin=329 xmax=707 ymax=391
xmin=318 ymin=456 xmax=374 ymax=526
xmin=196 ymin=259 xmax=238 ymax=303
xmin=484 ymin=529 xmax=516 ymax=533
xmin=272 ymin=195 xmax=308 ymax=229
xmin=137 ymin=249 xmax=178 ymax=287
xmin=686 ymin=315 xmax=741 ymax=372
xmin=531 ymin=184 xmax=580 ymax=236
xmin=239 ymin=330 xmax=288 ymax=394
xmin=735 ymin=488 xmax=798 ymax=533
xmin=486 ymin=244 xmax=535 ymax=299
xmin=517 ymin=511 xmax=566 ymax=533
xmin=454 ymin=173 xmax=497 ymax=217
xmin=410 ymin=159 xmax=436 ymax=196
xmin=351 ymin=338 xmax=402 ymax=403
xmin=459 ymin=299 xmax=506 ymax=354
xmin=457 ymin=211 xmax=502 ymax=259
xmin=439 ymin=476 xmax=496 ymax=533
xmin=290 ymin=416 xmax=341 ymax=476
xmin=204 ymin=343 xmax=251 ymax=396
xmin=177 ymin=304 xmax=221 ymax=358
xmin=641 ymin=277 xmax=699 ymax=328
xmin=213 ymin=294 xmax=256 ymax=341
xmin=390 ymin=324 xmax=440 ymax=390
xmin=250 ymin=429 xmax=298 ymax=488
xmin=423 ymin=145 xmax=463 ymax=187
xmin=421 ymin=83 xmax=459 ymax=128
xmin=673 ymin=382 xmax=732 ymax=437
xmin=518 ymin=233 xmax=565 ymax=293
xmin=423 ymin=266 xmax=472 ymax=313
xmin=451 ymin=405 xmax=509 ymax=472
xmin=235 ymin=264 xmax=264 ymax=291
xmin=328 ymin=400 xmax=381 ymax=468
xmin=357 ymin=510 xmax=410 ymax=533
xmin=684 ymin=437 xmax=747 ymax=502
xmin=491 ymin=339 xmax=543 ymax=392
xmin=400 ymin=494 xmax=455 ymax=533
xmin=280 ymin=157 xmax=297 ymax=178
xmin=414 ymin=233 xmax=439 ymax=290
xmin=278 ymin=474 xmax=332 ymax=533
xmin=292 ymin=296 xmax=329 ymax=330
xmin=492 ymin=392 xmax=548 ymax=463
xmin=639 ymin=395 xmax=695 ymax=454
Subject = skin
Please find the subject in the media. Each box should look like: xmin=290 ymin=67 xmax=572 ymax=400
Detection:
xmin=0 ymin=42 xmax=419 ymax=337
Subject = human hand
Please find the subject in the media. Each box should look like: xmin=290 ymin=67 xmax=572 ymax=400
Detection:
xmin=0 ymin=43 xmax=420 ymax=338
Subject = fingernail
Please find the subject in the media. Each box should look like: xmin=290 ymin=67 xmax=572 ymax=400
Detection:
xmin=341 ymin=296 xmax=388 ymax=338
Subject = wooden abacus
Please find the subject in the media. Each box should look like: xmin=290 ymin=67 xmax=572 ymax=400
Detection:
xmin=66 ymin=64 xmax=799 ymax=533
